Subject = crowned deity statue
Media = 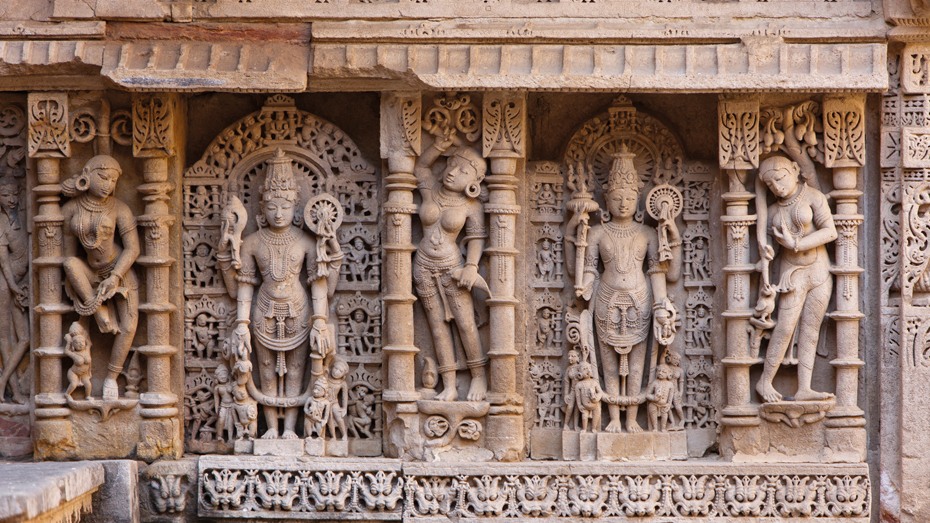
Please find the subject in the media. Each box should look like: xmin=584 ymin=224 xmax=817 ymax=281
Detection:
xmin=566 ymin=148 xmax=682 ymax=433
xmin=220 ymin=149 xmax=344 ymax=440
xmin=61 ymin=155 xmax=141 ymax=400
xmin=413 ymin=128 xmax=490 ymax=403
xmin=753 ymin=155 xmax=837 ymax=403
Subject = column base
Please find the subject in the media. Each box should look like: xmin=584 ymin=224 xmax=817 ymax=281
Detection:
xmin=34 ymin=418 xmax=75 ymax=460
xmin=137 ymin=418 xmax=182 ymax=461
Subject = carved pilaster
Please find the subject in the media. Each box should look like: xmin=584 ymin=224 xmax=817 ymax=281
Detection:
xmin=718 ymin=96 xmax=760 ymax=428
xmin=29 ymin=93 xmax=72 ymax=458
xmin=822 ymin=95 xmax=866 ymax=433
xmin=379 ymin=92 xmax=421 ymax=458
xmin=132 ymin=93 xmax=181 ymax=460
xmin=481 ymin=91 xmax=524 ymax=461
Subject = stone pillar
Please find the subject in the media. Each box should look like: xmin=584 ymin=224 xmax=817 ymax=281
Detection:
xmin=28 ymin=93 xmax=74 ymax=459
xmin=481 ymin=92 xmax=524 ymax=461
xmin=717 ymin=97 xmax=762 ymax=441
xmin=131 ymin=93 xmax=182 ymax=460
xmin=821 ymin=95 xmax=866 ymax=461
xmin=379 ymin=92 xmax=421 ymax=458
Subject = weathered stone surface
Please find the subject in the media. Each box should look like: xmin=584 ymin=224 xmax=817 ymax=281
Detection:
xmin=0 ymin=461 xmax=104 ymax=521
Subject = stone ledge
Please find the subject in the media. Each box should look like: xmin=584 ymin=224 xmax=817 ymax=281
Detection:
xmin=197 ymin=456 xmax=870 ymax=521
xmin=0 ymin=461 xmax=104 ymax=522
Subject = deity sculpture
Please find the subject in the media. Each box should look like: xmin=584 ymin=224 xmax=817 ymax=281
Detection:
xmin=413 ymin=130 xmax=490 ymax=402
xmin=753 ymin=155 xmax=837 ymax=403
xmin=303 ymin=380 xmax=330 ymax=440
xmin=348 ymin=384 xmax=375 ymax=438
xmin=0 ymin=176 xmax=28 ymax=403
xmin=220 ymin=149 xmax=344 ymax=440
xmin=61 ymin=155 xmax=140 ymax=400
xmin=566 ymin=149 xmax=682 ymax=433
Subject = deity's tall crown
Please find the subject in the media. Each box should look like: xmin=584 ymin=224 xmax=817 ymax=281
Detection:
xmin=263 ymin=148 xmax=298 ymax=202
xmin=607 ymin=144 xmax=643 ymax=194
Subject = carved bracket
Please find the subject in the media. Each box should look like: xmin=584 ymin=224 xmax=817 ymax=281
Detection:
xmin=27 ymin=93 xmax=70 ymax=158
xmin=482 ymin=92 xmax=526 ymax=159
xmin=718 ymin=98 xmax=759 ymax=171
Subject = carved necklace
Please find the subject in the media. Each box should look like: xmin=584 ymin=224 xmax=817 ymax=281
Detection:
xmin=259 ymin=228 xmax=300 ymax=283
xmin=433 ymin=188 xmax=467 ymax=209
xmin=77 ymin=195 xmax=115 ymax=251
xmin=604 ymin=221 xmax=637 ymax=275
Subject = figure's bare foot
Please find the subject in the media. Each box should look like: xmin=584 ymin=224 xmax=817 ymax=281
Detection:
xmin=102 ymin=378 xmax=118 ymax=399
xmin=605 ymin=419 xmax=623 ymax=433
xmin=756 ymin=381 xmax=782 ymax=403
xmin=466 ymin=375 xmax=487 ymax=402
xmin=261 ymin=428 xmax=278 ymax=439
xmin=626 ymin=421 xmax=644 ymax=434
xmin=794 ymin=389 xmax=835 ymax=402
xmin=435 ymin=385 xmax=457 ymax=402
xmin=281 ymin=430 xmax=299 ymax=440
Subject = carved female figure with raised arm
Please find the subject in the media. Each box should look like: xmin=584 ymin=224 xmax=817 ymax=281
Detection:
xmin=61 ymin=155 xmax=140 ymax=400
xmin=565 ymin=149 xmax=681 ymax=433
xmin=755 ymin=155 xmax=837 ymax=403
xmin=227 ymin=150 xmax=343 ymax=439
xmin=413 ymin=128 xmax=489 ymax=402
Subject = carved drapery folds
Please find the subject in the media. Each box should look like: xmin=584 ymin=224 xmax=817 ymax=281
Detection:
xmin=717 ymin=94 xmax=866 ymax=463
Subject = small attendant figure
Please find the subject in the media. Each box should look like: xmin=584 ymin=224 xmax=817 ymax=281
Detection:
xmin=64 ymin=322 xmax=93 ymax=400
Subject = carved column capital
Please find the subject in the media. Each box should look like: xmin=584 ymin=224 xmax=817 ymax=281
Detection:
xmin=380 ymin=91 xmax=421 ymax=159
xmin=27 ymin=93 xmax=70 ymax=159
xmin=482 ymin=92 xmax=526 ymax=159
xmin=823 ymin=94 xmax=865 ymax=169
xmin=717 ymin=96 xmax=759 ymax=171
xmin=132 ymin=93 xmax=176 ymax=159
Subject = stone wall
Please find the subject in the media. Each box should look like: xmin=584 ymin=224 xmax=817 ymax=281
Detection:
xmin=0 ymin=0 xmax=920 ymax=521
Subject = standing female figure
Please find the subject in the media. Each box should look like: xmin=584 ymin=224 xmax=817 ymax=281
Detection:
xmin=566 ymin=151 xmax=681 ymax=433
xmin=61 ymin=155 xmax=140 ymax=400
xmin=755 ymin=155 xmax=837 ymax=403
xmin=0 ymin=176 xmax=29 ymax=403
xmin=413 ymin=131 xmax=488 ymax=402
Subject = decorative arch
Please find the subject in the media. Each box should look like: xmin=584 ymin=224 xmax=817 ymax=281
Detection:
xmin=563 ymin=95 xmax=685 ymax=190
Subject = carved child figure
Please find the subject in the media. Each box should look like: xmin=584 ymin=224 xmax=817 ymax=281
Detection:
xmin=63 ymin=322 xmax=92 ymax=400
xmin=304 ymin=380 xmax=331 ymax=439
xmin=326 ymin=358 xmax=349 ymax=441
xmin=213 ymin=364 xmax=235 ymax=443
xmin=665 ymin=350 xmax=686 ymax=430
xmin=573 ymin=361 xmax=603 ymax=433
xmin=231 ymin=360 xmax=257 ymax=440
xmin=645 ymin=364 xmax=677 ymax=432
xmin=562 ymin=349 xmax=582 ymax=431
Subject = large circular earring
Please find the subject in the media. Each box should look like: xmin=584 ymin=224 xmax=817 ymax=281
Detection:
xmin=76 ymin=174 xmax=90 ymax=192
xmin=466 ymin=182 xmax=481 ymax=199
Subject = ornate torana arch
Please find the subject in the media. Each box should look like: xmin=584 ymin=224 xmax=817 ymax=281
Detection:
xmin=563 ymin=95 xmax=685 ymax=192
